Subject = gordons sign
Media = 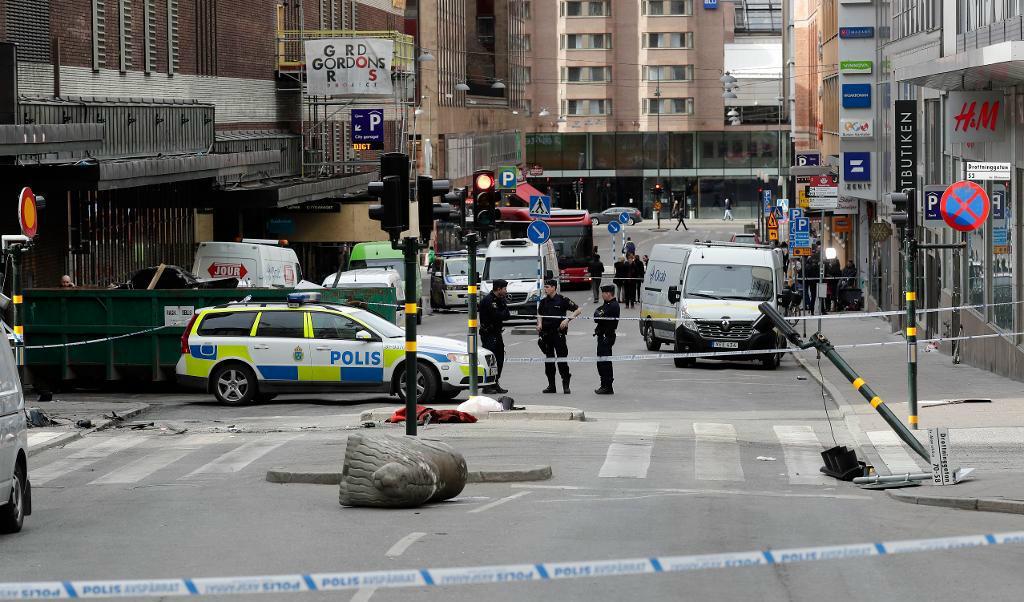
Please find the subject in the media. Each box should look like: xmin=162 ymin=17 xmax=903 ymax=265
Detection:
xmin=304 ymin=38 xmax=394 ymax=96
xmin=946 ymin=91 xmax=1003 ymax=144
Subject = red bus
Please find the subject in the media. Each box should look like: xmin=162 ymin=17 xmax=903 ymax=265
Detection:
xmin=497 ymin=207 xmax=595 ymax=286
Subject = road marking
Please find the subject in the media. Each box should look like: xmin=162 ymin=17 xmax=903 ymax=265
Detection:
xmin=182 ymin=434 xmax=299 ymax=477
xmin=773 ymin=425 xmax=830 ymax=485
xmin=867 ymin=430 xmax=924 ymax=474
xmin=27 ymin=431 xmax=65 ymax=449
xmin=468 ymin=491 xmax=532 ymax=514
xmin=90 ymin=434 xmax=230 ymax=485
xmin=32 ymin=436 xmax=147 ymax=485
xmin=693 ymin=422 xmax=744 ymax=481
xmin=386 ymin=532 xmax=427 ymax=558
xmin=599 ymin=422 xmax=660 ymax=478
xmin=511 ymin=484 xmax=870 ymax=501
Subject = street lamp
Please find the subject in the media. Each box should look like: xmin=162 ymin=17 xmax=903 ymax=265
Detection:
xmin=538 ymin=108 xmax=550 ymax=117
xmin=418 ymin=49 xmax=435 ymax=62
xmin=491 ymin=79 xmax=506 ymax=90
xmin=655 ymin=68 xmax=662 ymax=226
xmin=455 ymin=82 xmax=470 ymax=92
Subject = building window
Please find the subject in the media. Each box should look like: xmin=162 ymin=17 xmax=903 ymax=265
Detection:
xmin=562 ymin=66 xmax=611 ymax=82
xmin=644 ymin=65 xmax=693 ymax=81
xmin=645 ymin=98 xmax=694 ymax=114
xmin=144 ymin=0 xmax=156 ymax=73
xmin=561 ymin=1 xmax=612 ymax=17
xmin=642 ymin=32 xmax=693 ymax=49
xmin=523 ymin=1 xmax=532 ymax=19
xmin=167 ymin=0 xmax=179 ymax=74
xmin=561 ymin=34 xmax=612 ymax=49
xmin=519 ymin=66 xmax=532 ymax=83
xmin=734 ymin=0 xmax=782 ymax=34
xmin=195 ymin=0 xmax=217 ymax=76
xmin=516 ymin=34 xmax=531 ymax=51
xmin=643 ymin=0 xmax=693 ymax=16
xmin=118 ymin=0 xmax=133 ymax=72
xmin=562 ymin=99 xmax=612 ymax=115
xmin=92 ymin=0 xmax=107 ymax=70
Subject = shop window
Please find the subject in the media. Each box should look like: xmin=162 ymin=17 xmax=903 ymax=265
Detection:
xmin=616 ymin=133 xmax=643 ymax=169
xmin=562 ymin=134 xmax=588 ymax=170
xmin=592 ymin=133 xmax=616 ymax=169
xmin=668 ymin=133 xmax=694 ymax=169
xmin=968 ymin=218 xmax=986 ymax=307
xmin=993 ymin=182 xmax=1014 ymax=330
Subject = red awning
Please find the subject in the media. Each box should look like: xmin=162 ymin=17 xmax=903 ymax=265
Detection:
xmin=514 ymin=182 xmax=546 ymax=205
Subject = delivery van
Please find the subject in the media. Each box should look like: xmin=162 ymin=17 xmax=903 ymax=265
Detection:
xmin=346 ymin=242 xmax=424 ymax=324
xmin=639 ymin=242 xmax=787 ymax=369
xmin=0 ymin=329 xmax=29 ymax=533
xmin=479 ymin=239 xmax=558 ymax=321
xmin=193 ymin=240 xmax=321 ymax=289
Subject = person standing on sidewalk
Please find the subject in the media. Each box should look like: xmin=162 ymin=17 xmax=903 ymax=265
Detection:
xmin=536 ymin=279 xmax=581 ymax=394
xmin=588 ymin=254 xmax=604 ymax=303
xmin=593 ymin=285 xmax=620 ymax=394
xmin=478 ymin=279 xmax=511 ymax=394
xmin=722 ymin=196 xmax=734 ymax=221
xmin=613 ymin=255 xmax=628 ymax=303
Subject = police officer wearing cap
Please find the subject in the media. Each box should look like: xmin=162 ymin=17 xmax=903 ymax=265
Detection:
xmin=479 ymin=279 xmax=511 ymax=394
xmin=536 ymin=279 xmax=581 ymax=394
xmin=593 ymin=284 xmax=620 ymax=394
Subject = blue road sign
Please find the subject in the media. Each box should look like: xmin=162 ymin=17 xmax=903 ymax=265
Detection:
xmin=529 ymin=195 xmax=552 ymax=218
xmin=993 ymin=189 xmax=1006 ymax=220
xmin=924 ymin=186 xmax=943 ymax=221
xmin=771 ymin=206 xmax=784 ymax=221
xmin=795 ymin=152 xmax=820 ymax=167
xmin=940 ymin=180 xmax=990 ymax=232
xmin=789 ymin=208 xmax=803 ymax=222
xmin=618 ymin=212 xmax=631 ymax=224
xmin=497 ymin=166 xmax=518 ymax=190
xmin=762 ymin=190 xmax=772 ymax=216
xmin=607 ymin=220 xmax=622 ymax=235
xmin=527 ymin=219 xmax=551 ymax=244
xmin=352 ymin=109 xmax=384 ymax=150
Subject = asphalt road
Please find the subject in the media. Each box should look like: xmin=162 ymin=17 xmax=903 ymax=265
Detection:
xmin=8 ymin=222 xmax=1024 ymax=601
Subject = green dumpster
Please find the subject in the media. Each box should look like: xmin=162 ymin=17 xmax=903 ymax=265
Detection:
xmin=23 ymin=286 xmax=398 ymax=386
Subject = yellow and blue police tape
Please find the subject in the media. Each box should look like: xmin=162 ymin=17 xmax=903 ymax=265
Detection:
xmin=2 ymin=531 xmax=1022 ymax=598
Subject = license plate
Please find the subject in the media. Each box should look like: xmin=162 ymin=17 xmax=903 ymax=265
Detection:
xmin=712 ymin=341 xmax=740 ymax=349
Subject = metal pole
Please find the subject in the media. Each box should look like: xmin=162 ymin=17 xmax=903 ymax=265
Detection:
xmin=905 ymin=189 xmax=918 ymax=430
xmin=466 ymin=232 xmax=480 ymax=397
xmin=656 ymin=70 xmax=661 ymax=229
xmin=12 ymin=249 xmax=23 ymax=371
xmin=403 ymin=236 xmax=419 ymax=435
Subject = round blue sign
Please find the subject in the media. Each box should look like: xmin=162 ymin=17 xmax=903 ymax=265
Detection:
xmin=527 ymin=219 xmax=551 ymax=244
xmin=618 ymin=212 xmax=631 ymax=224
xmin=607 ymin=220 xmax=622 ymax=234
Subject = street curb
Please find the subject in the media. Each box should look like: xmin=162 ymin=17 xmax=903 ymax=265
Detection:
xmin=265 ymin=465 xmax=553 ymax=485
xmin=359 ymin=406 xmax=585 ymax=423
xmin=26 ymin=403 xmax=151 ymax=457
xmin=886 ymin=489 xmax=1024 ymax=515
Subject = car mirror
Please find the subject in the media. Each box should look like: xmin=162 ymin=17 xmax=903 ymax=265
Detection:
xmin=668 ymin=286 xmax=681 ymax=304
xmin=355 ymin=330 xmax=373 ymax=342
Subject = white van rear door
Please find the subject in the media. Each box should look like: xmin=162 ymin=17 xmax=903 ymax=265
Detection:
xmin=643 ymin=259 xmax=684 ymax=338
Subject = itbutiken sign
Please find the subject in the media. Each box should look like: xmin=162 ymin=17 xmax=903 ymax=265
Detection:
xmin=304 ymin=39 xmax=394 ymax=96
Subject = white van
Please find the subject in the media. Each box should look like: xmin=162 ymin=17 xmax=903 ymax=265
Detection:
xmin=480 ymin=239 xmax=559 ymax=321
xmin=193 ymin=240 xmax=321 ymax=289
xmin=321 ymin=268 xmax=406 ymax=323
xmin=0 ymin=331 xmax=29 ymax=533
xmin=639 ymin=242 xmax=787 ymax=369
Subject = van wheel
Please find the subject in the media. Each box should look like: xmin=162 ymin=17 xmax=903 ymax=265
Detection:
xmin=212 ymin=364 xmax=258 ymax=406
xmin=395 ymin=362 xmax=439 ymax=405
xmin=673 ymin=341 xmax=694 ymax=368
xmin=0 ymin=465 xmax=26 ymax=533
xmin=644 ymin=324 xmax=662 ymax=351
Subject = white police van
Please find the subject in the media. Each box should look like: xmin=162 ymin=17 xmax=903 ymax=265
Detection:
xmin=0 ymin=327 xmax=29 ymax=533
xmin=479 ymin=239 xmax=559 ymax=322
xmin=176 ymin=293 xmax=497 ymax=405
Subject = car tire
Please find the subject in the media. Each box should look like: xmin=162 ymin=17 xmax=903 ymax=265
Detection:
xmin=591 ymin=217 xmax=600 ymax=226
xmin=211 ymin=363 xmax=258 ymax=406
xmin=627 ymin=218 xmax=636 ymax=226
xmin=0 ymin=464 xmax=26 ymax=534
xmin=644 ymin=323 xmax=662 ymax=351
xmin=395 ymin=362 xmax=439 ymax=405
xmin=673 ymin=340 xmax=694 ymax=368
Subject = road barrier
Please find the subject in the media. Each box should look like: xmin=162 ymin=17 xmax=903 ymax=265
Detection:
xmin=1 ymin=531 xmax=1021 ymax=598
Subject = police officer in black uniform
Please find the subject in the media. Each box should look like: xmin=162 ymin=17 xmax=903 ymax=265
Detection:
xmin=479 ymin=279 xmax=511 ymax=394
xmin=593 ymin=284 xmax=620 ymax=394
xmin=536 ymin=279 xmax=581 ymax=394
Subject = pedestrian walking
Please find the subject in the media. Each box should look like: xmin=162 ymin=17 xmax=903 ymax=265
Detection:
xmin=623 ymin=236 xmax=636 ymax=256
xmin=478 ymin=279 xmax=511 ymax=394
xmin=613 ymin=255 xmax=628 ymax=302
xmin=593 ymin=285 xmax=620 ymax=395
xmin=674 ymin=200 xmax=688 ymax=231
xmin=536 ymin=279 xmax=581 ymax=394
xmin=588 ymin=254 xmax=604 ymax=303
xmin=722 ymin=196 xmax=734 ymax=221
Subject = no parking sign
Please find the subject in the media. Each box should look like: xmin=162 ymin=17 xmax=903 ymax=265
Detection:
xmin=940 ymin=180 xmax=989 ymax=232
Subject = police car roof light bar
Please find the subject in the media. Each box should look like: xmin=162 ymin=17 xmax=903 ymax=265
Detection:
xmin=287 ymin=292 xmax=322 ymax=307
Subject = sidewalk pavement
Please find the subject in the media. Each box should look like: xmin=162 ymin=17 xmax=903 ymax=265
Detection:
xmin=794 ymin=313 xmax=1024 ymax=514
xmin=24 ymin=399 xmax=150 ymax=456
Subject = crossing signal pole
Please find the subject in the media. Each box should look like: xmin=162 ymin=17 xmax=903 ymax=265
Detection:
xmin=462 ymin=169 xmax=497 ymax=397
xmin=368 ymin=153 xmax=451 ymax=435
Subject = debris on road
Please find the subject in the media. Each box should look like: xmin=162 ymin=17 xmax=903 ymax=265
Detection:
xmin=75 ymin=419 xmax=93 ymax=428
xmin=386 ymin=405 xmax=477 ymax=425
xmin=756 ymin=456 xmax=776 ymax=462
xmin=27 ymin=408 xmax=60 ymax=427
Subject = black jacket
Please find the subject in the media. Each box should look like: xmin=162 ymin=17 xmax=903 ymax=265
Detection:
xmin=479 ymin=292 xmax=510 ymax=334
xmin=594 ymin=299 xmax=620 ymax=336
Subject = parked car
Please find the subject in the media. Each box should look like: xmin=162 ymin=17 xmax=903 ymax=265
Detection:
xmin=589 ymin=206 xmax=643 ymax=226
xmin=730 ymin=233 xmax=762 ymax=245
xmin=430 ymin=251 xmax=485 ymax=309
xmin=0 ymin=328 xmax=29 ymax=533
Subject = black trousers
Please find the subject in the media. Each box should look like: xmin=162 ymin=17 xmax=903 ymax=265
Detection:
xmin=481 ymin=331 xmax=504 ymax=381
xmin=539 ymin=331 xmax=570 ymax=383
xmin=624 ymin=282 xmax=636 ymax=306
xmin=596 ymin=332 xmax=616 ymax=387
xmin=591 ymin=277 xmax=602 ymax=301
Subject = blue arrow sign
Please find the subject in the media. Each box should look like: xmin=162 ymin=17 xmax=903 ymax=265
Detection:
xmin=527 ymin=219 xmax=551 ymax=244
xmin=608 ymin=220 xmax=622 ymax=235
xmin=618 ymin=212 xmax=631 ymax=225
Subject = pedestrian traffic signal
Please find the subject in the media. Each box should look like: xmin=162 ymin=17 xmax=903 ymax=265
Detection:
xmin=367 ymin=153 xmax=411 ymax=240
xmin=472 ymin=169 xmax=500 ymax=231
xmin=444 ymin=187 xmax=468 ymax=230
xmin=417 ymin=175 xmax=452 ymax=241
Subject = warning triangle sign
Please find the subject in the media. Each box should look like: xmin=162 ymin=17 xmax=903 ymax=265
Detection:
xmin=530 ymin=197 xmax=551 ymax=217
xmin=767 ymin=213 xmax=779 ymax=229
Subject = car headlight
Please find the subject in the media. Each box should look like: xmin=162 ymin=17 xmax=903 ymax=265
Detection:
xmin=446 ymin=352 xmax=471 ymax=364
xmin=679 ymin=313 xmax=698 ymax=331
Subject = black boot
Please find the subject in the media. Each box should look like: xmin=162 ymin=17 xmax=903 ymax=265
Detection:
xmin=542 ymin=379 xmax=557 ymax=394
xmin=562 ymin=377 xmax=571 ymax=394
xmin=594 ymin=386 xmax=614 ymax=395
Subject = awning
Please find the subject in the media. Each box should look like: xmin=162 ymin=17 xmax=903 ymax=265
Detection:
xmin=0 ymin=124 xmax=104 ymax=155
xmin=514 ymin=181 xmax=546 ymax=205
xmin=212 ymin=171 xmax=376 ymax=208
xmin=896 ymin=41 xmax=1024 ymax=91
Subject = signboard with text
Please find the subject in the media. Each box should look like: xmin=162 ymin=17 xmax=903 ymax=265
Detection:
xmin=895 ymin=100 xmax=917 ymax=194
xmin=304 ymin=38 xmax=394 ymax=96
xmin=351 ymin=109 xmax=384 ymax=150
xmin=966 ymin=162 xmax=1011 ymax=181
xmin=946 ymin=91 xmax=1004 ymax=144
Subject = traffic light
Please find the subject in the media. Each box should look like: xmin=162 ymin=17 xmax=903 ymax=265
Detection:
xmin=444 ymin=187 xmax=468 ymax=230
xmin=472 ymin=169 xmax=500 ymax=231
xmin=417 ymin=175 xmax=452 ymax=241
xmin=367 ymin=153 xmax=411 ymax=240
xmin=653 ymin=182 xmax=664 ymax=195
xmin=888 ymin=189 xmax=914 ymax=228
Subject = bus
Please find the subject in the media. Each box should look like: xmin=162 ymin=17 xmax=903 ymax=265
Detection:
xmin=498 ymin=207 xmax=595 ymax=286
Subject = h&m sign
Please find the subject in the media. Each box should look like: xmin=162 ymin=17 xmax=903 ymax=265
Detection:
xmin=946 ymin=91 xmax=1004 ymax=143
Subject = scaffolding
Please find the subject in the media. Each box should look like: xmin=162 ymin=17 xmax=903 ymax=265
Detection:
xmin=276 ymin=3 xmax=416 ymax=178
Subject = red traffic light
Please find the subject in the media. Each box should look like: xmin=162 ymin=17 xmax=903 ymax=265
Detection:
xmin=474 ymin=172 xmax=495 ymax=192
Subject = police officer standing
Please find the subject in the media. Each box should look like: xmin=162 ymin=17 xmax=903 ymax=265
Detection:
xmin=593 ymin=284 xmax=620 ymax=394
xmin=479 ymin=279 xmax=511 ymax=394
xmin=536 ymin=279 xmax=581 ymax=394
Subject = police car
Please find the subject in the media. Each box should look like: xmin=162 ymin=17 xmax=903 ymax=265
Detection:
xmin=176 ymin=293 xmax=497 ymax=405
